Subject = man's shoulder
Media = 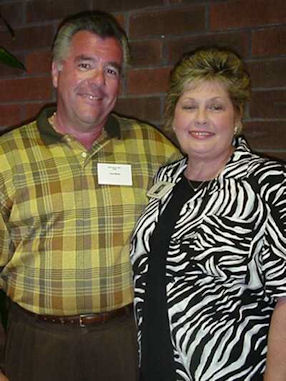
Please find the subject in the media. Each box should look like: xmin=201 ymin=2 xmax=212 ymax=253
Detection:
xmin=113 ymin=114 xmax=177 ymax=145
xmin=0 ymin=120 xmax=38 ymax=153
xmin=0 ymin=120 xmax=38 ymax=139
xmin=115 ymin=114 xmax=182 ymax=160
xmin=114 ymin=114 xmax=156 ymax=131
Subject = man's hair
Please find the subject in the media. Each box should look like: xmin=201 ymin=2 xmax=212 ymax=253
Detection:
xmin=164 ymin=47 xmax=250 ymax=130
xmin=52 ymin=10 xmax=130 ymax=69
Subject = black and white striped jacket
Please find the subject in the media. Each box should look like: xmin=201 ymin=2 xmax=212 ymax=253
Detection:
xmin=131 ymin=137 xmax=286 ymax=381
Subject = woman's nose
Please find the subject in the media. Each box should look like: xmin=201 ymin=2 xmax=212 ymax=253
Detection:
xmin=195 ymin=108 xmax=208 ymax=125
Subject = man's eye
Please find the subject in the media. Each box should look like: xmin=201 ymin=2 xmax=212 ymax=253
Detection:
xmin=106 ymin=67 xmax=119 ymax=77
xmin=78 ymin=63 xmax=91 ymax=70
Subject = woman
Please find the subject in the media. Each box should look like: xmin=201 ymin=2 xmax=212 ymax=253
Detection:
xmin=131 ymin=47 xmax=286 ymax=380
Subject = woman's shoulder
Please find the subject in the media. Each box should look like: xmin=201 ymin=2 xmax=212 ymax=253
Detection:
xmin=233 ymin=137 xmax=285 ymax=182
xmin=247 ymin=153 xmax=285 ymax=182
xmin=241 ymin=152 xmax=286 ymax=205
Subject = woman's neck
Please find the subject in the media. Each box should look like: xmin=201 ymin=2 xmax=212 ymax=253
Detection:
xmin=184 ymin=147 xmax=234 ymax=181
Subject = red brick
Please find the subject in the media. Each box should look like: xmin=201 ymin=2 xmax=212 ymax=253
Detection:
xmin=26 ymin=50 xmax=52 ymax=75
xmin=244 ymin=121 xmax=286 ymax=150
xmin=129 ymin=6 xmax=205 ymax=39
xmin=0 ymin=2 xmax=24 ymax=29
xmin=0 ymin=26 xmax=54 ymax=52
xmin=211 ymin=0 xmax=286 ymax=30
xmin=91 ymin=0 xmax=163 ymax=12
xmin=167 ymin=31 xmax=249 ymax=64
xmin=127 ymin=67 xmax=171 ymax=95
xmin=114 ymin=14 xmax=125 ymax=30
xmin=24 ymin=102 xmax=50 ymax=122
xmin=0 ymin=77 xmax=53 ymax=102
xmin=169 ymin=0 xmax=203 ymax=3
xmin=246 ymin=58 xmax=286 ymax=88
xmin=249 ymin=90 xmax=286 ymax=118
xmin=115 ymin=96 xmax=161 ymax=123
xmin=262 ymin=151 xmax=286 ymax=161
xmin=26 ymin=0 xmax=91 ymax=22
xmin=0 ymin=104 xmax=22 ymax=127
xmin=129 ymin=40 xmax=163 ymax=67
xmin=252 ymin=26 xmax=286 ymax=56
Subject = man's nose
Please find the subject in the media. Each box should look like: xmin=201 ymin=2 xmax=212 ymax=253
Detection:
xmin=89 ymin=69 xmax=105 ymax=86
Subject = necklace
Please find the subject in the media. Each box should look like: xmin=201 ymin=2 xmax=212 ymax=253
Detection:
xmin=187 ymin=179 xmax=206 ymax=192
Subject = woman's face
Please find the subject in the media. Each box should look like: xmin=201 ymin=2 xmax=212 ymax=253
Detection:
xmin=173 ymin=80 xmax=239 ymax=162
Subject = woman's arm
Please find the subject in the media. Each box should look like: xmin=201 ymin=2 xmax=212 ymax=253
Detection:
xmin=264 ymin=298 xmax=286 ymax=380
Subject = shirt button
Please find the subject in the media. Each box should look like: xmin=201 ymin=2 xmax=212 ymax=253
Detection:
xmin=81 ymin=152 xmax=87 ymax=158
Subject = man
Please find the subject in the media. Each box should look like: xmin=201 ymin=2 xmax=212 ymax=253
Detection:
xmin=0 ymin=11 xmax=180 ymax=381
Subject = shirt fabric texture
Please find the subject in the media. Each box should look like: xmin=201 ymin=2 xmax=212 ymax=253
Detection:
xmin=0 ymin=107 xmax=180 ymax=315
xmin=131 ymin=137 xmax=286 ymax=380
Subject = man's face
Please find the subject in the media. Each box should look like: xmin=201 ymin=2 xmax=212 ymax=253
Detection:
xmin=52 ymin=30 xmax=123 ymax=134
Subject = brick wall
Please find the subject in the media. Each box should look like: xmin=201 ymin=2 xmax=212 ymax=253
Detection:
xmin=0 ymin=0 xmax=285 ymax=160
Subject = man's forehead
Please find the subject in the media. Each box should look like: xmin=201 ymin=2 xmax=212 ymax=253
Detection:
xmin=71 ymin=31 xmax=122 ymax=51
xmin=66 ymin=31 xmax=123 ymax=64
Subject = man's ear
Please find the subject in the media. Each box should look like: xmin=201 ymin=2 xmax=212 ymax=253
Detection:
xmin=51 ymin=61 xmax=60 ymax=88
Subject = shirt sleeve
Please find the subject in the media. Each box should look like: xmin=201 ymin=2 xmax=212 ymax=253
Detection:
xmin=0 ymin=164 xmax=13 ymax=269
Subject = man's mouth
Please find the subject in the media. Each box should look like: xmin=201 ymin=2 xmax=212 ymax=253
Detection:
xmin=78 ymin=90 xmax=105 ymax=101
xmin=86 ymin=94 xmax=102 ymax=101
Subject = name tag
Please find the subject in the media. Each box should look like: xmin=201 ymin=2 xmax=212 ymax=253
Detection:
xmin=147 ymin=181 xmax=175 ymax=199
xmin=97 ymin=163 xmax=132 ymax=186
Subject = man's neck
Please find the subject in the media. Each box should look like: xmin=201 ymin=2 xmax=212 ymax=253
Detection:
xmin=50 ymin=113 xmax=105 ymax=150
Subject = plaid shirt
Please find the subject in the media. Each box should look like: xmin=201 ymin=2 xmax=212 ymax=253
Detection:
xmin=0 ymin=107 xmax=180 ymax=315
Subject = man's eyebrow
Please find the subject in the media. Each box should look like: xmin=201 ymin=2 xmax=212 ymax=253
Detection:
xmin=74 ymin=54 xmax=94 ymax=62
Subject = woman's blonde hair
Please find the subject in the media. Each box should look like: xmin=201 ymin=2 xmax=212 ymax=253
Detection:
xmin=164 ymin=47 xmax=250 ymax=131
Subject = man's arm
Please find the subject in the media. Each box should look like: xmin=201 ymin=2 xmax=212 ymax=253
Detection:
xmin=264 ymin=298 xmax=286 ymax=380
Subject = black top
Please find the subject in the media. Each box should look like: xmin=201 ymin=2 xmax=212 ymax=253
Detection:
xmin=140 ymin=177 xmax=197 ymax=381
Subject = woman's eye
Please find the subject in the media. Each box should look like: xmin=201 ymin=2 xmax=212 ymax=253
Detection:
xmin=182 ymin=105 xmax=196 ymax=110
xmin=209 ymin=104 xmax=223 ymax=111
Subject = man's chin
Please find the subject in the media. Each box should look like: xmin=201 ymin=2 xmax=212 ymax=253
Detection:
xmin=77 ymin=114 xmax=107 ymax=129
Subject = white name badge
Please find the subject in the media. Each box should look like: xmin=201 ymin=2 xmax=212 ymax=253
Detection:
xmin=147 ymin=181 xmax=175 ymax=199
xmin=97 ymin=163 xmax=132 ymax=186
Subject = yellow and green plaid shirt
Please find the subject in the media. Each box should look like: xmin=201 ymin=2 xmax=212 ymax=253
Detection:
xmin=0 ymin=107 xmax=180 ymax=315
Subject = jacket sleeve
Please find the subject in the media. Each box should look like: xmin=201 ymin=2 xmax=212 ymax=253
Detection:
xmin=261 ymin=163 xmax=286 ymax=299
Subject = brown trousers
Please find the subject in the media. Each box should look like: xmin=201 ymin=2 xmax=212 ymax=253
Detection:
xmin=4 ymin=302 xmax=138 ymax=381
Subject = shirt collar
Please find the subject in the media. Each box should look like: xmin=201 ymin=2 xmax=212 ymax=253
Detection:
xmin=37 ymin=106 xmax=121 ymax=145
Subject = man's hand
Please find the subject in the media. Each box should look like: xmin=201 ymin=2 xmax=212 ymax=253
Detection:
xmin=0 ymin=370 xmax=8 ymax=381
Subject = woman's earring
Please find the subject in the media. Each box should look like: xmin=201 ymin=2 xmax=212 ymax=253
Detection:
xmin=234 ymin=121 xmax=242 ymax=136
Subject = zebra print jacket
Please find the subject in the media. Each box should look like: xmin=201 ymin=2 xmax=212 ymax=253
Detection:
xmin=131 ymin=137 xmax=286 ymax=381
